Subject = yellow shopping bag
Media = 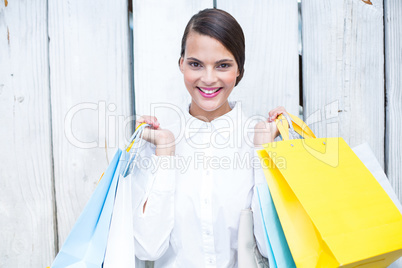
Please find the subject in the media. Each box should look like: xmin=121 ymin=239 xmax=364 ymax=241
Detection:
xmin=257 ymin=114 xmax=402 ymax=268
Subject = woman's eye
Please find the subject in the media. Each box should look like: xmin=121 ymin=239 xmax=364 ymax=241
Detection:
xmin=189 ymin=62 xmax=200 ymax=68
xmin=218 ymin=63 xmax=230 ymax=68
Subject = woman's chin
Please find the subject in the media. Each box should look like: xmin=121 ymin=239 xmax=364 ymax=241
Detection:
xmin=189 ymin=88 xmax=232 ymax=116
xmin=197 ymin=100 xmax=228 ymax=114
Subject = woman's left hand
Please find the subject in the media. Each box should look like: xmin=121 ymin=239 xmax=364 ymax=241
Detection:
xmin=253 ymin=106 xmax=289 ymax=146
xmin=267 ymin=106 xmax=288 ymax=123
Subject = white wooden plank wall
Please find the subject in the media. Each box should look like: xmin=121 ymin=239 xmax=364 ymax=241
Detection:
xmin=385 ymin=0 xmax=402 ymax=204
xmin=302 ymin=0 xmax=385 ymax=167
xmin=0 ymin=0 xmax=401 ymax=266
xmin=218 ymin=0 xmax=299 ymax=118
xmin=48 ymin=0 xmax=132 ymax=247
xmin=133 ymin=0 xmax=212 ymax=129
xmin=0 ymin=0 xmax=56 ymax=267
xmin=384 ymin=5 xmax=402 ymax=264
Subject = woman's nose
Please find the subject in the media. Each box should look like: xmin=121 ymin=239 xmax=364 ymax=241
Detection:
xmin=200 ymin=68 xmax=217 ymax=85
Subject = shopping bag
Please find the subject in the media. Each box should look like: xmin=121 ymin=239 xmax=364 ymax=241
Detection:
xmin=256 ymin=183 xmax=295 ymax=268
xmin=257 ymin=114 xmax=402 ymax=268
xmin=103 ymin=173 xmax=135 ymax=267
xmin=238 ymin=208 xmax=270 ymax=268
xmin=51 ymin=149 xmax=123 ymax=268
xmin=51 ymin=124 xmax=149 ymax=268
xmin=238 ymin=209 xmax=262 ymax=268
xmin=352 ymin=143 xmax=402 ymax=215
xmin=352 ymin=143 xmax=402 ymax=268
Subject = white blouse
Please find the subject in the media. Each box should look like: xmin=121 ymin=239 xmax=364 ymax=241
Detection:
xmin=131 ymin=102 xmax=268 ymax=268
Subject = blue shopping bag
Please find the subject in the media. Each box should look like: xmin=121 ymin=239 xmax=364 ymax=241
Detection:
xmin=256 ymin=183 xmax=295 ymax=268
xmin=51 ymin=123 xmax=149 ymax=268
xmin=52 ymin=149 xmax=126 ymax=268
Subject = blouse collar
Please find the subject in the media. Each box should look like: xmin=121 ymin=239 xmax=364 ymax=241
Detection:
xmin=182 ymin=101 xmax=242 ymax=140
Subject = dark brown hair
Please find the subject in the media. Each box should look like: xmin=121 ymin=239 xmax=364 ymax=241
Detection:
xmin=179 ymin=8 xmax=245 ymax=86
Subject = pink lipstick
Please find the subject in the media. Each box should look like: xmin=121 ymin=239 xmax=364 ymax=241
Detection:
xmin=197 ymin=87 xmax=222 ymax=98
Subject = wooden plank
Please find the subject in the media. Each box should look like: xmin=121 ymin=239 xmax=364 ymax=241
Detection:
xmin=133 ymin=0 xmax=213 ymax=127
xmin=48 ymin=0 xmax=132 ymax=247
xmin=385 ymin=1 xmax=402 ymax=202
xmin=217 ymin=0 xmax=299 ymax=118
xmin=0 ymin=0 xmax=56 ymax=267
xmin=302 ymin=0 xmax=385 ymax=167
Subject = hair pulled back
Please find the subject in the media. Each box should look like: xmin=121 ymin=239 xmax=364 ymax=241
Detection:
xmin=179 ymin=8 xmax=245 ymax=86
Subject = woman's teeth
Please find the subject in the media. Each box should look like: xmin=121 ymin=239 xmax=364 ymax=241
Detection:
xmin=198 ymin=87 xmax=221 ymax=94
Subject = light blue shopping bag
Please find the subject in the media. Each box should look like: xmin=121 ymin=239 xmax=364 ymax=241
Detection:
xmin=256 ymin=183 xmax=296 ymax=268
xmin=52 ymin=149 xmax=126 ymax=268
xmin=51 ymin=124 xmax=149 ymax=268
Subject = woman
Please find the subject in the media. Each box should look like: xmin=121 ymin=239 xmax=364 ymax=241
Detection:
xmin=132 ymin=8 xmax=287 ymax=267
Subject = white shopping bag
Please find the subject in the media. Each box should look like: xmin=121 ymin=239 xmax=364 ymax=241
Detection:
xmin=352 ymin=143 xmax=402 ymax=214
xmin=103 ymin=173 xmax=136 ymax=267
xmin=352 ymin=143 xmax=402 ymax=268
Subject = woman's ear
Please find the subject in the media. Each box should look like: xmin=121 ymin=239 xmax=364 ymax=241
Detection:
xmin=179 ymin=57 xmax=184 ymax=73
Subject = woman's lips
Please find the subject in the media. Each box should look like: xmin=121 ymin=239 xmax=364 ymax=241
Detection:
xmin=197 ymin=87 xmax=222 ymax=98
xmin=200 ymin=87 xmax=220 ymax=91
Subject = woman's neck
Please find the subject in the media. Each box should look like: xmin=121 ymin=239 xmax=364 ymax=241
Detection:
xmin=189 ymin=100 xmax=232 ymax=122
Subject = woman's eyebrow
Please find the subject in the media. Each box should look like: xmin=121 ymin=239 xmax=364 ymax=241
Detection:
xmin=215 ymin=59 xmax=234 ymax=64
xmin=186 ymin=57 xmax=234 ymax=64
xmin=187 ymin=57 xmax=202 ymax=63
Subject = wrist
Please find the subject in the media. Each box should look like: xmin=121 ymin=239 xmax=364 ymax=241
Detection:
xmin=254 ymin=121 xmax=276 ymax=146
xmin=155 ymin=144 xmax=175 ymax=156
xmin=155 ymin=133 xmax=175 ymax=156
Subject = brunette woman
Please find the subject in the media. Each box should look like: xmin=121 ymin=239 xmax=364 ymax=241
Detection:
xmin=132 ymin=8 xmax=287 ymax=267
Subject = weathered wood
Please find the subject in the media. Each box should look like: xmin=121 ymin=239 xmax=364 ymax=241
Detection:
xmin=217 ymin=0 xmax=299 ymax=118
xmin=48 ymin=0 xmax=132 ymax=247
xmin=302 ymin=0 xmax=385 ymax=167
xmin=0 ymin=0 xmax=56 ymax=267
xmin=133 ymin=0 xmax=212 ymax=127
xmin=385 ymin=0 xmax=402 ymax=207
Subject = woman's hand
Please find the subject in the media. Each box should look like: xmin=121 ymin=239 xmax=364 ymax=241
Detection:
xmin=267 ymin=106 xmax=288 ymax=123
xmin=136 ymin=116 xmax=175 ymax=156
xmin=253 ymin=106 xmax=289 ymax=146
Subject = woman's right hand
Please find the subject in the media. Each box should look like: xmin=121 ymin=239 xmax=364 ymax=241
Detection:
xmin=136 ymin=116 xmax=175 ymax=156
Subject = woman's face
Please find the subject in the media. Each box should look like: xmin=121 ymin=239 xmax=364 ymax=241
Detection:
xmin=179 ymin=32 xmax=239 ymax=114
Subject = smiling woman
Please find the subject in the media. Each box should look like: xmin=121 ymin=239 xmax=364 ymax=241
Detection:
xmin=131 ymin=8 xmax=287 ymax=268
xmin=178 ymin=8 xmax=244 ymax=121
xmin=179 ymin=33 xmax=240 ymax=121
xmin=178 ymin=8 xmax=245 ymax=86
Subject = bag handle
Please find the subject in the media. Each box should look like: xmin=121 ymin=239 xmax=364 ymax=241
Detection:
xmin=275 ymin=113 xmax=316 ymax=141
xmin=97 ymin=123 xmax=150 ymax=183
xmin=125 ymin=123 xmax=149 ymax=152
xmin=122 ymin=123 xmax=151 ymax=176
